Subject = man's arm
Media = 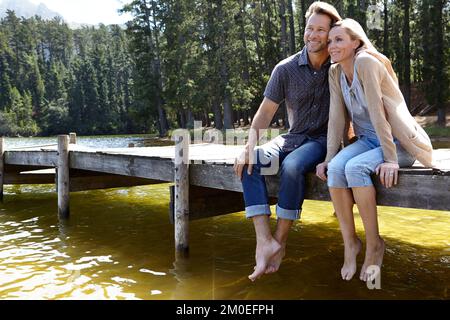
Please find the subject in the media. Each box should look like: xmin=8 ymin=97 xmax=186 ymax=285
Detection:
xmin=234 ymin=97 xmax=280 ymax=179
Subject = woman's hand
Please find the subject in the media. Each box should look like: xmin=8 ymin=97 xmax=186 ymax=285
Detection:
xmin=375 ymin=162 xmax=400 ymax=188
xmin=316 ymin=162 xmax=328 ymax=181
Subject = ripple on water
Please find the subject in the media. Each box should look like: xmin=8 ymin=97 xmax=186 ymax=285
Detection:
xmin=0 ymin=181 xmax=449 ymax=299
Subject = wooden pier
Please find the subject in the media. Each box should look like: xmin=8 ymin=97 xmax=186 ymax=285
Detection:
xmin=1 ymin=134 xmax=449 ymax=256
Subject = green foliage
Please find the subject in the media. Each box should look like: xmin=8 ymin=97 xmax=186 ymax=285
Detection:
xmin=0 ymin=12 xmax=135 ymax=136
xmin=0 ymin=1 xmax=448 ymax=136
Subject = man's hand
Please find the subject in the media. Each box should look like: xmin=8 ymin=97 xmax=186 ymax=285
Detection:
xmin=234 ymin=146 xmax=255 ymax=180
xmin=375 ymin=162 xmax=399 ymax=188
xmin=316 ymin=161 xmax=328 ymax=181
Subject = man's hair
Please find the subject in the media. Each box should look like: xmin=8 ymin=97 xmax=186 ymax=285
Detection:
xmin=305 ymin=1 xmax=342 ymax=27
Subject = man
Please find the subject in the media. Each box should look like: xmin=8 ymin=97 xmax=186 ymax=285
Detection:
xmin=234 ymin=1 xmax=342 ymax=282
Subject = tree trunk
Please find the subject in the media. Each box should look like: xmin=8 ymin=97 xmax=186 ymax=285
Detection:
xmin=251 ymin=2 xmax=264 ymax=74
xmin=300 ymin=0 xmax=307 ymax=32
xmin=222 ymin=93 xmax=234 ymax=129
xmin=203 ymin=110 xmax=211 ymax=127
xmin=434 ymin=0 xmax=446 ymax=126
xmin=287 ymin=0 xmax=296 ymax=55
xmin=217 ymin=0 xmax=234 ymax=129
xmin=383 ymin=0 xmax=389 ymax=55
xmin=177 ymin=110 xmax=186 ymax=129
xmin=403 ymin=0 xmax=411 ymax=108
xmin=239 ymin=0 xmax=251 ymax=123
xmin=279 ymin=0 xmax=288 ymax=59
xmin=212 ymin=98 xmax=223 ymax=130
xmin=152 ymin=2 xmax=169 ymax=136
xmin=357 ymin=0 xmax=368 ymax=31
xmin=186 ymin=109 xmax=194 ymax=129
xmin=243 ymin=110 xmax=250 ymax=126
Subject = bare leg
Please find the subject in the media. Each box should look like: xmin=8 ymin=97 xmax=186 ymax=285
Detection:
xmin=265 ymin=218 xmax=293 ymax=274
xmin=330 ymin=188 xmax=362 ymax=281
xmin=248 ymin=215 xmax=281 ymax=281
xmin=352 ymin=186 xmax=385 ymax=282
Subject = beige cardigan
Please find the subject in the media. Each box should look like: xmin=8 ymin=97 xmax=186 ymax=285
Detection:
xmin=325 ymin=52 xmax=433 ymax=167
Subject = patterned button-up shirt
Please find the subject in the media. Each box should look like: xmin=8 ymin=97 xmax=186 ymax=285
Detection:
xmin=264 ymin=47 xmax=331 ymax=151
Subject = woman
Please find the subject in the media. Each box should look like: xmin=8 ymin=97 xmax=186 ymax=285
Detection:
xmin=316 ymin=19 xmax=433 ymax=282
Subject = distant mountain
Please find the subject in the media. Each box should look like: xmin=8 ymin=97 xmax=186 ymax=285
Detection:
xmin=0 ymin=0 xmax=63 ymax=20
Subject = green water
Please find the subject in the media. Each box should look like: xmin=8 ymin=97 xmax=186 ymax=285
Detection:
xmin=1 ymin=135 xmax=448 ymax=299
xmin=0 ymin=183 xmax=448 ymax=300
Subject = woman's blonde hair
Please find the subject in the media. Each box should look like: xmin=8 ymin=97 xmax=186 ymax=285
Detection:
xmin=332 ymin=18 xmax=398 ymax=84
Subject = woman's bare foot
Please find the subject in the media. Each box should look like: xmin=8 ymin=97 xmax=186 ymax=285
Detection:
xmin=265 ymin=244 xmax=286 ymax=274
xmin=341 ymin=237 xmax=362 ymax=280
xmin=360 ymin=237 xmax=385 ymax=282
xmin=248 ymin=238 xmax=281 ymax=281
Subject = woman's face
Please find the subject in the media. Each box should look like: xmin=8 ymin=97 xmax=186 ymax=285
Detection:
xmin=327 ymin=26 xmax=360 ymax=63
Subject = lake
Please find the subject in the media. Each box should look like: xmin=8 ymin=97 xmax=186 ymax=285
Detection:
xmin=0 ymin=135 xmax=448 ymax=299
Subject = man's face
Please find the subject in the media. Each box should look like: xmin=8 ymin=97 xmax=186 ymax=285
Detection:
xmin=304 ymin=13 xmax=332 ymax=54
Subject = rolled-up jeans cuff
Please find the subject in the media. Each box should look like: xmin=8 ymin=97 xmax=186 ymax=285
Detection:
xmin=245 ymin=204 xmax=271 ymax=219
xmin=276 ymin=204 xmax=300 ymax=220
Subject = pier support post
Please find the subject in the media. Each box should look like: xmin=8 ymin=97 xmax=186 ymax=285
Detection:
xmin=57 ymin=135 xmax=70 ymax=219
xmin=174 ymin=131 xmax=190 ymax=258
xmin=0 ymin=137 xmax=4 ymax=202
xmin=69 ymin=133 xmax=77 ymax=144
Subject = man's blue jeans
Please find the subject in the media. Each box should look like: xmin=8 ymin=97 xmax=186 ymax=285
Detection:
xmin=241 ymin=135 xmax=326 ymax=221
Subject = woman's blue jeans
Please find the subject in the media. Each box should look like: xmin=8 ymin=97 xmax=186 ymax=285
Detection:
xmin=241 ymin=135 xmax=326 ymax=221
xmin=327 ymin=135 xmax=416 ymax=188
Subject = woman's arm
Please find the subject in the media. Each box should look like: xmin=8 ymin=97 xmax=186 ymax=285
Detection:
xmin=317 ymin=65 xmax=348 ymax=181
xmin=356 ymin=54 xmax=398 ymax=164
xmin=324 ymin=64 xmax=347 ymax=163
xmin=356 ymin=54 xmax=400 ymax=188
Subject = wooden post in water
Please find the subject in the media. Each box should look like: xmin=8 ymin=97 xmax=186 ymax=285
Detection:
xmin=57 ymin=135 xmax=70 ymax=219
xmin=69 ymin=133 xmax=77 ymax=144
xmin=0 ymin=137 xmax=4 ymax=202
xmin=174 ymin=131 xmax=190 ymax=258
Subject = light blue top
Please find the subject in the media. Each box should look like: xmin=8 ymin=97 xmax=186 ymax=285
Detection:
xmin=340 ymin=65 xmax=379 ymax=141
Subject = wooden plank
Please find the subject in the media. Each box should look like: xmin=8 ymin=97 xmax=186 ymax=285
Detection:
xmin=69 ymin=133 xmax=77 ymax=144
xmin=169 ymin=185 xmax=278 ymax=223
xmin=4 ymin=164 xmax=53 ymax=173
xmin=174 ymin=133 xmax=189 ymax=257
xmin=2 ymin=144 xmax=449 ymax=212
xmin=189 ymin=163 xmax=450 ymax=211
xmin=4 ymin=150 xmax=57 ymax=167
xmin=70 ymin=175 xmax=161 ymax=192
xmin=4 ymin=172 xmax=55 ymax=185
xmin=374 ymin=174 xmax=450 ymax=211
xmin=69 ymin=151 xmax=174 ymax=181
xmin=0 ymin=137 xmax=4 ymax=202
xmin=57 ymin=135 xmax=70 ymax=219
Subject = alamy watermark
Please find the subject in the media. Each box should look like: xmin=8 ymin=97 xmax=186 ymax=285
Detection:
xmin=366 ymin=3 xmax=384 ymax=31
xmin=366 ymin=265 xmax=382 ymax=289
xmin=172 ymin=121 xmax=280 ymax=175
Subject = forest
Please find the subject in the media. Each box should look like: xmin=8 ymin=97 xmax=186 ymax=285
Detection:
xmin=0 ymin=0 xmax=448 ymax=137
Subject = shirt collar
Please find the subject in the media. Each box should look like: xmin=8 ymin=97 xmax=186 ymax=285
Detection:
xmin=298 ymin=46 xmax=331 ymax=68
xmin=298 ymin=47 xmax=309 ymax=66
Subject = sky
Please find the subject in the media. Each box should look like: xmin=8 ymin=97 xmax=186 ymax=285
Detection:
xmin=29 ymin=0 xmax=133 ymax=25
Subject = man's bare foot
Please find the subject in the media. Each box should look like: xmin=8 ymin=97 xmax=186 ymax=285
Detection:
xmin=341 ymin=237 xmax=362 ymax=281
xmin=360 ymin=237 xmax=385 ymax=282
xmin=265 ymin=244 xmax=286 ymax=274
xmin=248 ymin=238 xmax=281 ymax=281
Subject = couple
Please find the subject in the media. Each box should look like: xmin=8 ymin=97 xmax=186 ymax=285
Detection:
xmin=233 ymin=1 xmax=433 ymax=282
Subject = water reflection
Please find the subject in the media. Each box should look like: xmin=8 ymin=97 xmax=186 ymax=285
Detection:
xmin=0 ymin=183 xmax=448 ymax=299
